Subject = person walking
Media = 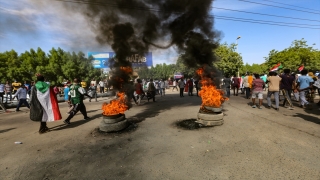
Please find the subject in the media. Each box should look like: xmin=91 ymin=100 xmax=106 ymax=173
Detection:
xmin=178 ymin=78 xmax=185 ymax=97
xmin=243 ymin=73 xmax=253 ymax=99
xmin=147 ymin=79 xmax=156 ymax=102
xmin=0 ymin=81 xmax=4 ymax=103
xmin=172 ymin=80 xmax=178 ymax=91
xmin=63 ymin=78 xmax=90 ymax=125
xmin=88 ymin=83 xmax=98 ymax=102
xmin=280 ymin=69 xmax=295 ymax=110
xmin=266 ymin=71 xmax=282 ymax=111
xmin=29 ymin=74 xmax=62 ymax=134
xmin=12 ymin=80 xmax=21 ymax=101
xmin=296 ymin=70 xmax=314 ymax=109
xmin=99 ymin=79 xmax=105 ymax=93
xmin=251 ymin=74 xmax=265 ymax=109
xmin=194 ymin=79 xmax=200 ymax=96
xmin=135 ymin=79 xmax=145 ymax=105
xmin=232 ymin=75 xmax=240 ymax=96
xmin=4 ymin=81 xmax=12 ymax=103
xmin=223 ymin=75 xmax=231 ymax=98
xmin=12 ymin=84 xmax=30 ymax=112
xmin=187 ymin=79 xmax=194 ymax=96
xmin=159 ymin=79 xmax=165 ymax=96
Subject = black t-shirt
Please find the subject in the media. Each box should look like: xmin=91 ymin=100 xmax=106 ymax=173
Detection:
xmin=280 ymin=74 xmax=295 ymax=90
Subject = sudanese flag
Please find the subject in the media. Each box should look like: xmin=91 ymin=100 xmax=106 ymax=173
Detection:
xmin=35 ymin=81 xmax=62 ymax=122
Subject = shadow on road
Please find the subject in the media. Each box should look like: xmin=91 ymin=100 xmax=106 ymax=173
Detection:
xmin=49 ymin=114 xmax=103 ymax=131
xmin=293 ymin=113 xmax=320 ymax=124
xmin=0 ymin=128 xmax=16 ymax=134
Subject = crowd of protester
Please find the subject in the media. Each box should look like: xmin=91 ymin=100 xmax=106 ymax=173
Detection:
xmin=221 ymin=70 xmax=320 ymax=111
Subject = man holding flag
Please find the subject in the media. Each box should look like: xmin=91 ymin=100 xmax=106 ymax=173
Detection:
xmin=30 ymin=74 xmax=62 ymax=134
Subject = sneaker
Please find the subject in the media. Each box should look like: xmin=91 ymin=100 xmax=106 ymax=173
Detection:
xmin=63 ymin=120 xmax=70 ymax=125
xmin=84 ymin=117 xmax=90 ymax=120
xmin=15 ymin=110 xmax=20 ymax=112
xmin=275 ymin=108 xmax=279 ymax=111
xmin=258 ymin=106 xmax=262 ymax=109
xmin=288 ymin=107 xmax=294 ymax=110
xmin=267 ymin=106 xmax=271 ymax=109
xmin=252 ymin=105 xmax=257 ymax=108
xmin=300 ymin=105 xmax=305 ymax=108
xmin=306 ymin=104 xmax=313 ymax=110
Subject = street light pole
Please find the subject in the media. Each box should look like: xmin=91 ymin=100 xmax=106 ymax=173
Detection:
xmin=236 ymin=36 xmax=241 ymax=77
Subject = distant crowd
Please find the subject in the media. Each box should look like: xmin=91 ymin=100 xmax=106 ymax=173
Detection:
xmin=221 ymin=70 xmax=320 ymax=111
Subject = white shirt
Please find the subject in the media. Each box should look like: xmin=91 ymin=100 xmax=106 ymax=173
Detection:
xmin=13 ymin=88 xmax=28 ymax=99
xmin=0 ymin=84 xmax=4 ymax=92
xmin=99 ymin=81 xmax=104 ymax=87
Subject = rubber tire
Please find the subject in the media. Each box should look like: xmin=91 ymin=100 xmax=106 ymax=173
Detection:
xmin=196 ymin=119 xmax=223 ymax=126
xmin=103 ymin=115 xmax=125 ymax=124
xmin=99 ymin=119 xmax=129 ymax=132
xmin=197 ymin=112 xmax=224 ymax=121
xmin=204 ymin=106 xmax=222 ymax=113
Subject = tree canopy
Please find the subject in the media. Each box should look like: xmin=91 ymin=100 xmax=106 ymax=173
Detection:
xmin=264 ymin=39 xmax=320 ymax=72
xmin=0 ymin=48 xmax=101 ymax=85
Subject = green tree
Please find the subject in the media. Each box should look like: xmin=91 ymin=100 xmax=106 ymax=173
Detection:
xmin=264 ymin=39 xmax=319 ymax=72
xmin=214 ymin=43 xmax=243 ymax=77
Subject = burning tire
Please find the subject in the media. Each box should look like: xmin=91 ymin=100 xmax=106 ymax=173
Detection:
xmin=197 ymin=112 xmax=224 ymax=120
xmin=196 ymin=112 xmax=224 ymax=126
xmin=99 ymin=119 xmax=129 ymax=132
xmin=103 ymin=114 xmax=126 ymax=124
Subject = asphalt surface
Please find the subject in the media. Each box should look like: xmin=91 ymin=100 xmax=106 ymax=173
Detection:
xmin=0 ymin=90 xmax=319 ymax=179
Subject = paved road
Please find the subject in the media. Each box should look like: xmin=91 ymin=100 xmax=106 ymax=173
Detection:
xmin=0 ymin=90 xmax=319 ymax=179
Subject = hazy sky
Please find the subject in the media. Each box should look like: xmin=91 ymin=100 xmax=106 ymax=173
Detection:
xmin=0 ymin=0 xmax=319 ymax=66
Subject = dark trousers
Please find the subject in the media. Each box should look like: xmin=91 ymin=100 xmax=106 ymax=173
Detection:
xmin=65 ymin=103 xmax=88 ymax=122
xmin=180 ymin=88 xmax=184 ymax=97
xmin=147 ymin=91 xmax=156 ymax=102
xmin=0 ymin=92 xmax=3 ymax=103
xmin=100 ymin=87 xmax=104 ymax=93
xmin=195 ymin=87 xmax=199 ymax=96
xmin=245 ymin=87 xmax=251 ymax=99
xmin=188 ymin=86 xmax=193 ymax=96
xmin=16 ymin=99 xmax=30 ymax=111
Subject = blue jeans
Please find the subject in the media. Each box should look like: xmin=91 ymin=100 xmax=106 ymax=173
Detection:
xmin=267 ymin=91 xmax=279 ymax=108
xmin=16 ymin=99 xmax=30 ymax=111
xmin=225 ymin=87 xmax=230 ymax=98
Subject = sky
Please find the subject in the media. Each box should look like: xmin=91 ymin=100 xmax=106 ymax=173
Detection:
xmin=0 ymin=0 xmax=319 ymax=66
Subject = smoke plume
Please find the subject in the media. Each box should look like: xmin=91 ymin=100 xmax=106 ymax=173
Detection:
xmin=66 ymin=0 xmax=221 ymax=89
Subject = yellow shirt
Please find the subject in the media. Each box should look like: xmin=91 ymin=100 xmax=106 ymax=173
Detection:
xmin=80 ymin=81 xmax=87 ymax=88
xmin=12 ymin=82 xmax=21 ymax=90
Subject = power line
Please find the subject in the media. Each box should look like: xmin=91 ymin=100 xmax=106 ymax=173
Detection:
xmin=215 ymin=15 xmax=320 ymax=27
xmin=215 ymin=16 xmax=320 ymax=29
xmin=211 ymin=7 xmax=320 ymax=23
xmin=239 ymin=0 xmax=320 ymax=15
xmin=50 ymin=0 xmax=320 ymax=30
xmin=261 ymin=0 xmax=320 ymax=13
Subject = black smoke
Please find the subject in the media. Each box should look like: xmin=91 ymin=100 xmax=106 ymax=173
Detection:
xmin=68 ymin=0 xmax=221 ymax=90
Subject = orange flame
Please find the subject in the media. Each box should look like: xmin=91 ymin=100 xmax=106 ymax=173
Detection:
xmin=197 ymin=67 xmax=228 ymax=108
xmin=120 ymin=66 xmax=133 ymax=74
xmin=102 ymin=92 xmax=128 ymax=116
